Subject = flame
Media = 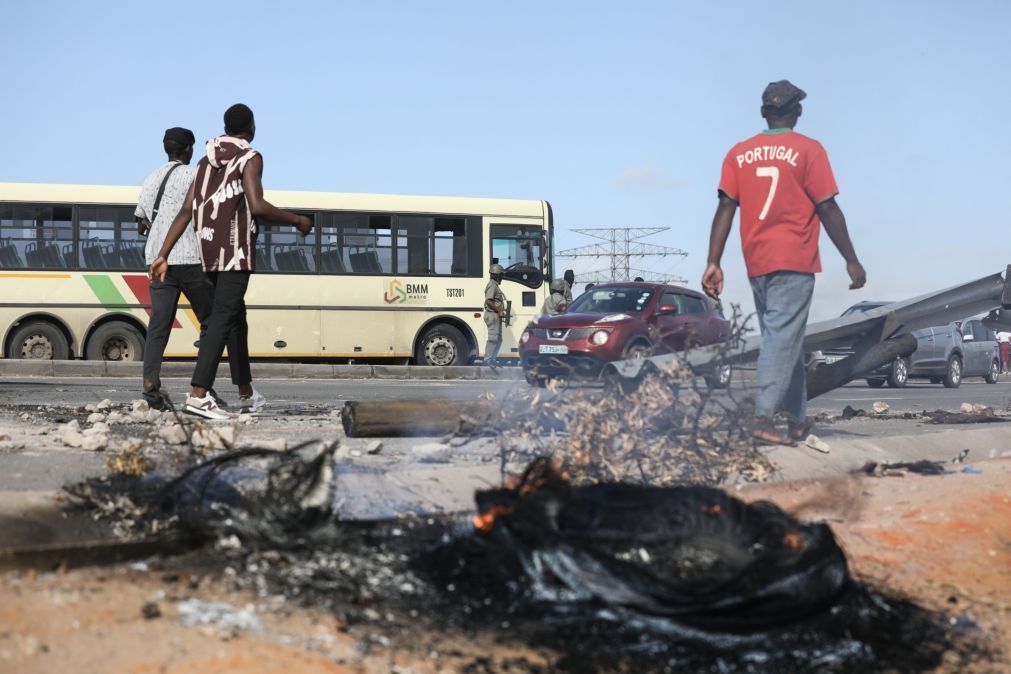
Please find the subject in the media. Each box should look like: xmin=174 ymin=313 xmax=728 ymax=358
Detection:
xmin=473 ymin=504 xmax=514 ymax=533
xmin=782 ymin=532 xmax=804 ymax=550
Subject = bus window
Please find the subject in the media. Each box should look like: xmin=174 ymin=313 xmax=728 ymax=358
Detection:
xmin=397 ymin=215 xmax=469 ymax=275
xmin=490 ymin=224 xmax=544 ymax=288
xmin=79 ymin=206 xmax=144 ymax=270
xmin=317 ymin=212 xmax=393 ymax=274
xmin=0 ymin=204 xmax=73 ymax=270
xmin=258 ymin=214 xmax=317 ymax=273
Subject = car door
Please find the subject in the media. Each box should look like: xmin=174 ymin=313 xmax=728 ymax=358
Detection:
xmin=934 ymin=324 xmax=959 ymax=372
xmin=907 ymin=327 xmax=933 ymax=372
xmin=968 ymin=320 xmax=993 ymax=374
xmin=652 ymin=289 xmax=687 ymax=352
xmin=961 ymin=320 xmax=979 ymax=374
xmin=678 ymin=293 xmax=711 ymax=347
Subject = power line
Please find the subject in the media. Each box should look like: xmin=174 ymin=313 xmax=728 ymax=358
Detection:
xmin=557 ymin=227 xmax=688 ymax=284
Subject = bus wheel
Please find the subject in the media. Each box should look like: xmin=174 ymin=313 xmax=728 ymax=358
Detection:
xmin=8 ymin=321 xmax=69 ymax=360
xmin=416 ymin=324 xmax=467 ymax=366
xmin=87 ymin=322 xmax=144 ymax=362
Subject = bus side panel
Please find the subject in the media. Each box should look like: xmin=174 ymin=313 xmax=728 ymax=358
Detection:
xmin=316 ymin=276 xmax=486 ymax=359
xmin=0 ymin=272 xmax=172 ymax=359
xmin=244 ymin=276 xmax=322 ymax=358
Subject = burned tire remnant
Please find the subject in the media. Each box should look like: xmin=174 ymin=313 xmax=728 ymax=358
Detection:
xmin=467 ymin=460 xmax=848 ymax=634
xmin=69 ymin=448 xmax=985 ymax=674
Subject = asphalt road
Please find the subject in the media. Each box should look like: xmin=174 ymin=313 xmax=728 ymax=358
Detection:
xmin=2 ymin=375 xmax=1010 ymax=414
xmin=0 ymin=377 xmax=516 ymax=409
xmin=1 ymin=374 xmax=1009 ymax=495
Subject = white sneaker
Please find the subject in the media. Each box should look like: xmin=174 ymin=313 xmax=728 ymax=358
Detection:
xmin=184 ymin=393 xmax=231 ymax=420
xmin=238 ymin=388 xmax=267 ymax=414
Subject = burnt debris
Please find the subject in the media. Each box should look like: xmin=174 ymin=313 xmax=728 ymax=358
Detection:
xmin=64 ymin=449 xmax=989 ymax=673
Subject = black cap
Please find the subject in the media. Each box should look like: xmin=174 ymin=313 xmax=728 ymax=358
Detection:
xmin=762 ymin=80 xmax=806 ymax=113
xmin=163 ymin=127 xmax=195 ymax=146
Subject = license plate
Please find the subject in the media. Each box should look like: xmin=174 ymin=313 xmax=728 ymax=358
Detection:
xmin=539 ymin=344 xmax=569 ymax=355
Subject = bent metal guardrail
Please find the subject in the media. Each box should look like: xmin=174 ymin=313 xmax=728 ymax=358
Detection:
xmin=602 ymin=266 xmax=1011 ymax=397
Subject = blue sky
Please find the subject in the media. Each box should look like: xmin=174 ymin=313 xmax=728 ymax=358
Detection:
xmin=2 ymin=0 xmax=1009 ymax=320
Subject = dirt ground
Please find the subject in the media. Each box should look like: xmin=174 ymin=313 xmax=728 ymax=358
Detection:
xmin=1 ymin=460 xmax=1009 ymax=674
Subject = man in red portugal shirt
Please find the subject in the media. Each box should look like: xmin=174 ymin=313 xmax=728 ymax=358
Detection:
xmin=702 ymin=81 xmax=866 ymax=446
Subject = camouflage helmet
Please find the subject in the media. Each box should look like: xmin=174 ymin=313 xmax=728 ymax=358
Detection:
xmin=489 ymin=263 xmax=505 ymax=275
xmin=549 ymin=279 xmax=567 ymax=293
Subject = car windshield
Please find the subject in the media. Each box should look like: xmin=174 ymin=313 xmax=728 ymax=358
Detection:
xmin=841 ymin=302 xmax=887 ymax=316
xmin=567 ymin=287 xmax=654 ymax=314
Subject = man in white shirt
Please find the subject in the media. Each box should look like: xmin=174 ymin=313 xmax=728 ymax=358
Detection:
xmin=135 ymin=127 xmax=233 ymax=409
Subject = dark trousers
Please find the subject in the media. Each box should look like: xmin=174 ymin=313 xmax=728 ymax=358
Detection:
xmin=190 ymin=271 xmax=252 ymax=390
xmin=143 ymin=265 xmax=248 ymax=401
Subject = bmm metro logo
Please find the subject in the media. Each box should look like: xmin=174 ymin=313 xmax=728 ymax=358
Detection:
xmin=383 ymin=279 xmax=429 ymax=304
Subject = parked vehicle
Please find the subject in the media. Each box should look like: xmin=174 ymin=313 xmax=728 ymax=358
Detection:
xmin=519 ymin=282 xmax=731 ymax=386
xmin=937 ymin=318 xmax=1001 ymax=387
xmin=815 ymin=302 xmax=1000 ymax=388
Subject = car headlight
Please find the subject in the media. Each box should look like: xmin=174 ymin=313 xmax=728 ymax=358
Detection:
xmin=521 ymin=330 xmax=530 ymax=344
xmin=590 ymin=330 xmax=610 ymax=345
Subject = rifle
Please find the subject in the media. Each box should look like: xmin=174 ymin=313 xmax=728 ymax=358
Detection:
xmin=504 ymin=300 xmax=513 ymax=327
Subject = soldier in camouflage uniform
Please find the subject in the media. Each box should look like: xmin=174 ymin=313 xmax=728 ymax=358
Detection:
xmin=541 ymin=279 xmax=568 ymax=315
xmin=484 ymin=264 xmax=507 ymax=362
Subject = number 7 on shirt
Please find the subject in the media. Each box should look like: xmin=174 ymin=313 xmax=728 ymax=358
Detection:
xmin=756 ymin=166 xmax=779 ymax=220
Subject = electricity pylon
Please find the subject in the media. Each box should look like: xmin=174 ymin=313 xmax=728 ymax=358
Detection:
xmin=556 ymin=227 xmax=688 ymax=284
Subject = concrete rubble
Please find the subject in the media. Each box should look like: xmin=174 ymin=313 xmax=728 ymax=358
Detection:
xmin=176 ymin=599 xmax=263 ymax=637
xmin=961 ymin=402 xmax=994 ymax=416
xmin=804 ymin=434 xmax=831 ymax=454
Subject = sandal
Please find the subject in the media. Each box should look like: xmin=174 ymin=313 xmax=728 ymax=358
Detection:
xmin=788 ymin=418 xmax=814 ymax=441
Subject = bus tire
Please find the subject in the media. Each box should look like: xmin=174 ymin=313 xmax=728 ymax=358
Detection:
xmin=415 ymin=323 xmax=468 ymax=366
xmin=86 ymin=321 xmax=144 ymax=362
xmin=8 ymin=320 xmax=70 ymax=360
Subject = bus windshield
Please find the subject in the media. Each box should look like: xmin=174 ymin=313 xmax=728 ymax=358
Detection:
xmin=490 ymin=224 xmax=544 ymax=288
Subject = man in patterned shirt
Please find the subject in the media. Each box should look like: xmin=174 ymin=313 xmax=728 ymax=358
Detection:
xmin=135 ymin=127 xmax=232 ymax=410
xmin=151 ymin=104 xmax=311 ymax=419
xmin=702 ymin=81 xmax=866 ymax=446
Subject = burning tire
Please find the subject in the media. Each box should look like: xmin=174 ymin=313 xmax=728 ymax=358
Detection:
xmin=468 ymin=460 xmax=849 ymax=634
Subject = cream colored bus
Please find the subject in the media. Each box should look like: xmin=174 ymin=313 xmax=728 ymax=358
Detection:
xmin=0 ymin=183 xmax=553 ymax=365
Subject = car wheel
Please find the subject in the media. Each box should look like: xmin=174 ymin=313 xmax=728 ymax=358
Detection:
xmin=415 ymin=323 xmax=468 ymax=366
xmin=524 ymin=372 xmax=548 ymax=388
xmin=622 ymin=339 xmax=653 ymax=360
xmin=942 ymin=355 xmax=962 ymax=388
xmin=7 ymin=320 xmax=70 ymax=360
xmin=705 ymin=363 xmax=732 ymax=389
xmin=886 ymin=357 xmax=908 ymax=388
xmin=985 ymin=359 xmax=1000 ymax=385
xmin=86 ymin=321 xmax=144 ymax=361
xmin=866 ymin=378 xmax=885 ymax=388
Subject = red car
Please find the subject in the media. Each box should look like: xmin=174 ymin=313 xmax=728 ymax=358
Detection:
xmin=519 ymin=282 xmax=731 ymax=385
